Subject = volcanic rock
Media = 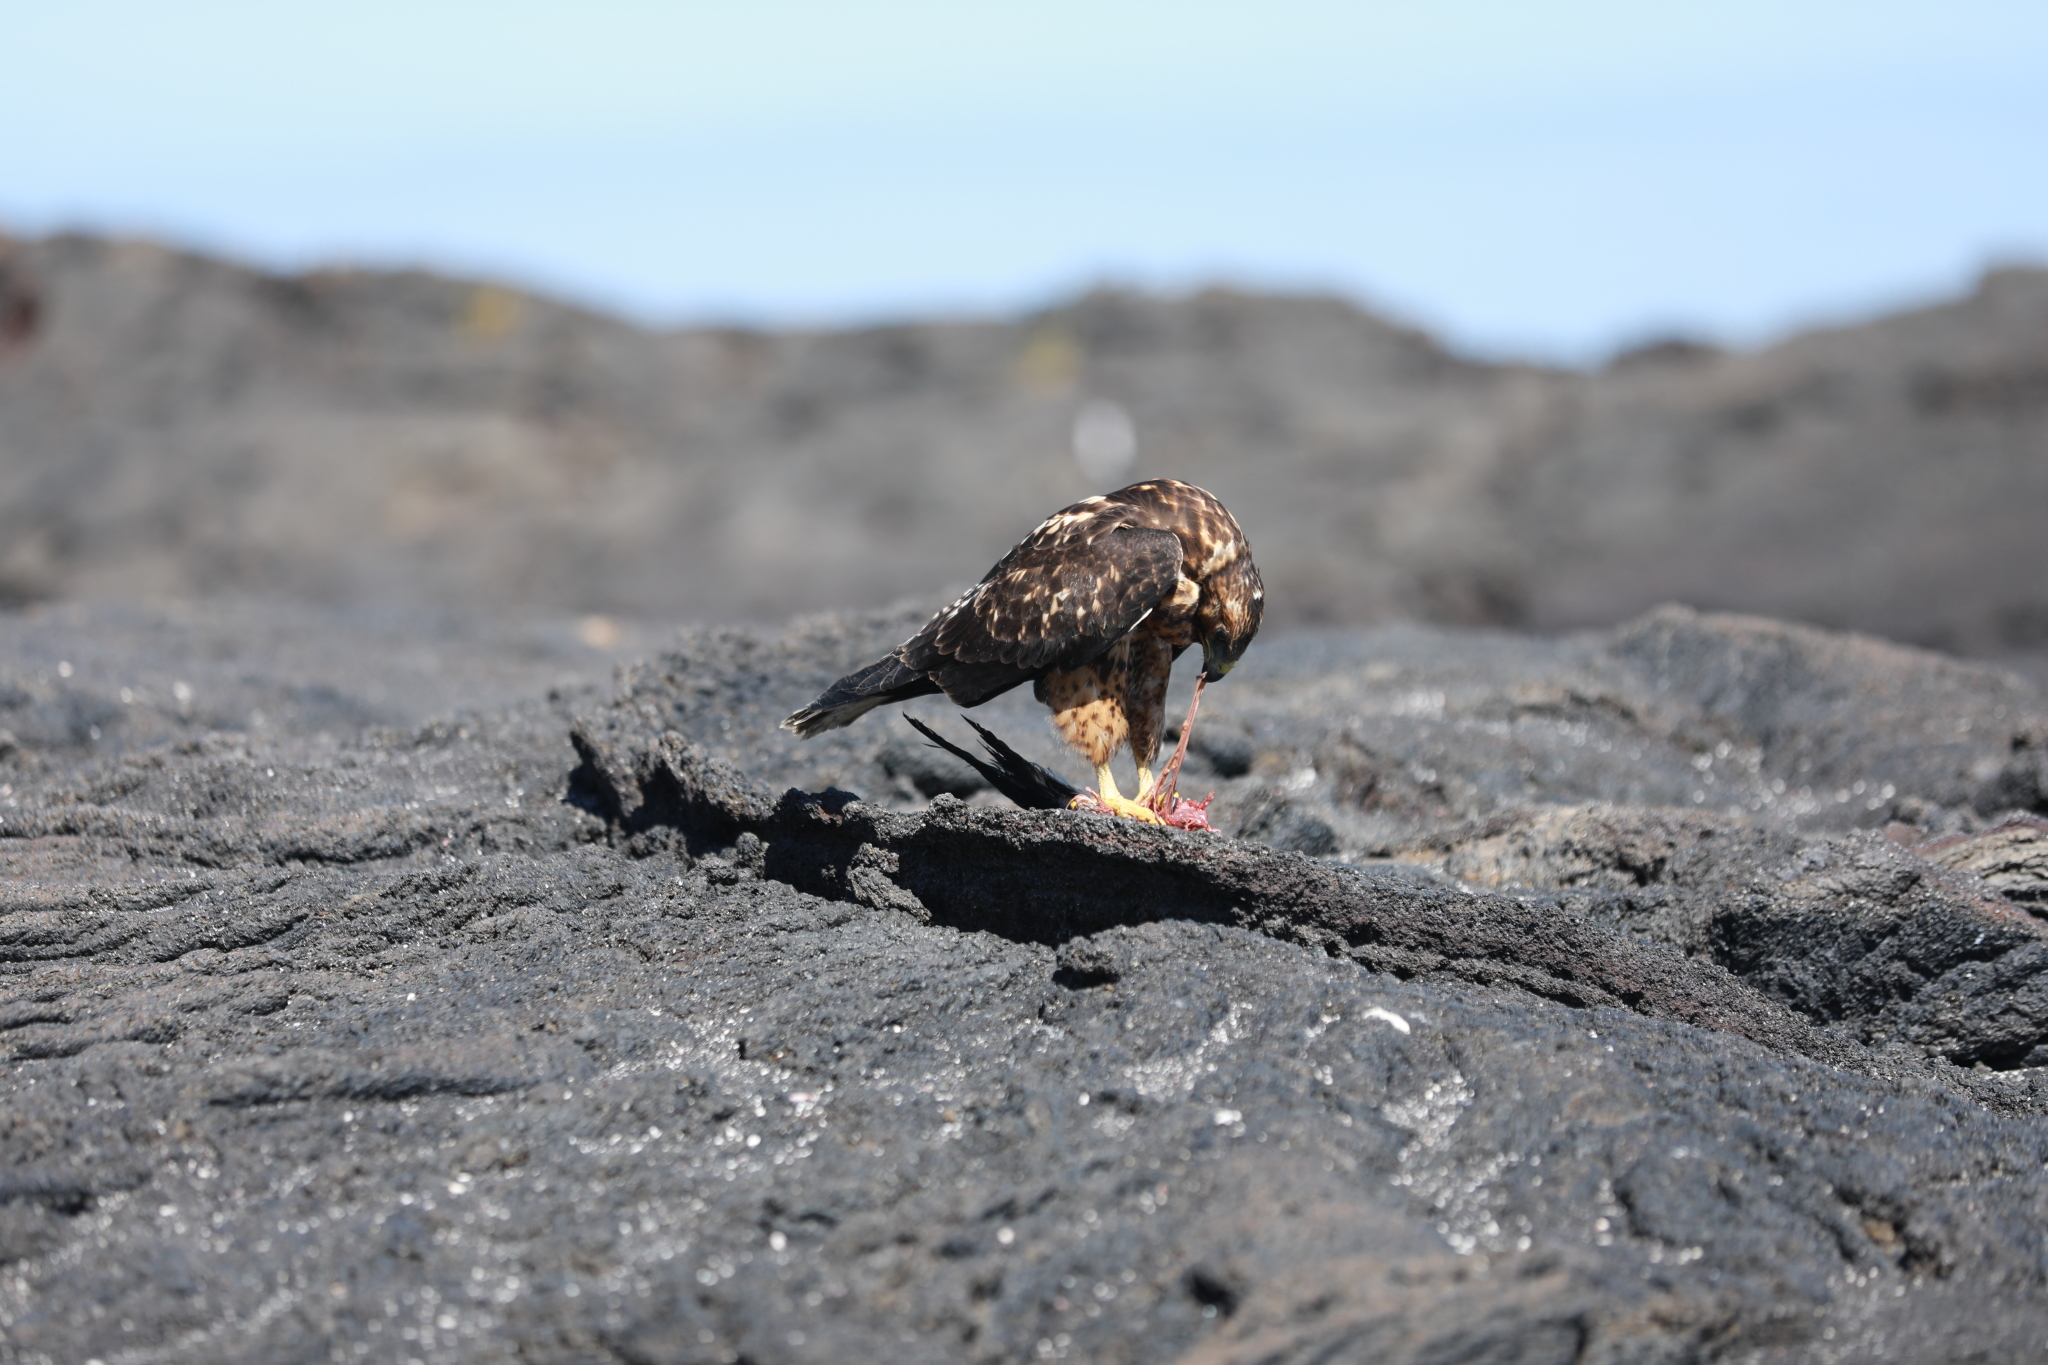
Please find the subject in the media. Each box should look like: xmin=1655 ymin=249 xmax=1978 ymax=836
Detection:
xmin=5 ymin=601 xmax=2048 ymax=1362
xmin=1 ymin=233 xmax=2045 ymax=680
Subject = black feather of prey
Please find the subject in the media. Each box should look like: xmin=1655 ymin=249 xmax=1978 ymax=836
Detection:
xmin=902 ymin=714 xmax=1082 ymax=811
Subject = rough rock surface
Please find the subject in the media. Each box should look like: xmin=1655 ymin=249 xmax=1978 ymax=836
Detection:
xmin=5 ymin=602 xmax=2048 ymax=1364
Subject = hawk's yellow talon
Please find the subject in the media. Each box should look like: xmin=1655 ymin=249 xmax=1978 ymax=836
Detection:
xmin=1094 ymin=793 xmax=1164 ymax=824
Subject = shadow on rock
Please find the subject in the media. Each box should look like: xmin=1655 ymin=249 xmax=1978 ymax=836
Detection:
xmin=572 ymin=720 xmax=1936 ymax=1094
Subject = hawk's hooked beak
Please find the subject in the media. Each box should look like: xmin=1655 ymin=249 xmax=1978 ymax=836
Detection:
xmin=1201 ymin=639 xmax=1235 ymax=683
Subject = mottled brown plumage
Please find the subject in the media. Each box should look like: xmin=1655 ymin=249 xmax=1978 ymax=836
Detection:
xmin=783 ymin=480 xmax=1263 ymax=820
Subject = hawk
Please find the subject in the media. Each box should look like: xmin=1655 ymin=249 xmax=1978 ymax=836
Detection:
xmin=782 ymin=479 xmax=1263 ymax=823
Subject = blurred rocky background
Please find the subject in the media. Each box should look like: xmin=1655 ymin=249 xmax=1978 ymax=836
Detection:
xmin=3 ymin=231 xmax=2044 ymax=677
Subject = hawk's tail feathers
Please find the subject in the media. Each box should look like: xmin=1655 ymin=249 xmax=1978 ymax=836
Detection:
xmin=782 ymin=654 xmax=940 ymax=738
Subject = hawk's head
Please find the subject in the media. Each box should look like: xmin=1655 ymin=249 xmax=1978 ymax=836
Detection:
xmin=1197 ymin=554 xmax=1265 ymax=682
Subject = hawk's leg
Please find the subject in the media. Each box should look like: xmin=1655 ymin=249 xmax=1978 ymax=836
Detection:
xmin=1088 ymin=763 xmax=1151 ymax=812
xmin=1040 ymin=650 xmax=1162 ymax=825
xmin=1083 ymin=770 xmax=1165 ymax=825
xmin=1123 ymin=634 xmax=1177 ymax=799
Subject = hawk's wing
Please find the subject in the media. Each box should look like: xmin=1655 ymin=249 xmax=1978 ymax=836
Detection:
xmin=902 ymin=524 xmax=1183 ymax=685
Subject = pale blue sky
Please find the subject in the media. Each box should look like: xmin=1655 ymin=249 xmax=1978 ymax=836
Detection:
xmin=4 ymin=1 xmax=2044 ymax=360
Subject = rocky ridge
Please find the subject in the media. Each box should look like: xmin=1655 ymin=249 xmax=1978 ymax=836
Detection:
xmin=2 ymin=233 xmax=2045 ymax=675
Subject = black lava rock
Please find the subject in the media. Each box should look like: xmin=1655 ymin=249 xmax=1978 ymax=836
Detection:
xmin=4 ymin=602 xmax=2048 ymax=1363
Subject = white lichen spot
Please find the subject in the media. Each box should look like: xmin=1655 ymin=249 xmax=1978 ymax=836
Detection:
xmin=1361 ymin=1006 xmax=1411 ymax=1034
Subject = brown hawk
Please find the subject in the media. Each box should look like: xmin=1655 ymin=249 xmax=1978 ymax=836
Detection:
xmin=782 ymin=479 xmax=1263 ymax=823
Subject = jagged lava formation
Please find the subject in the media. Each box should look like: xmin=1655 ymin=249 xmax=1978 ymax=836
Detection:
xmin=4 ymin=601 xmax=2048 ymax=1363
